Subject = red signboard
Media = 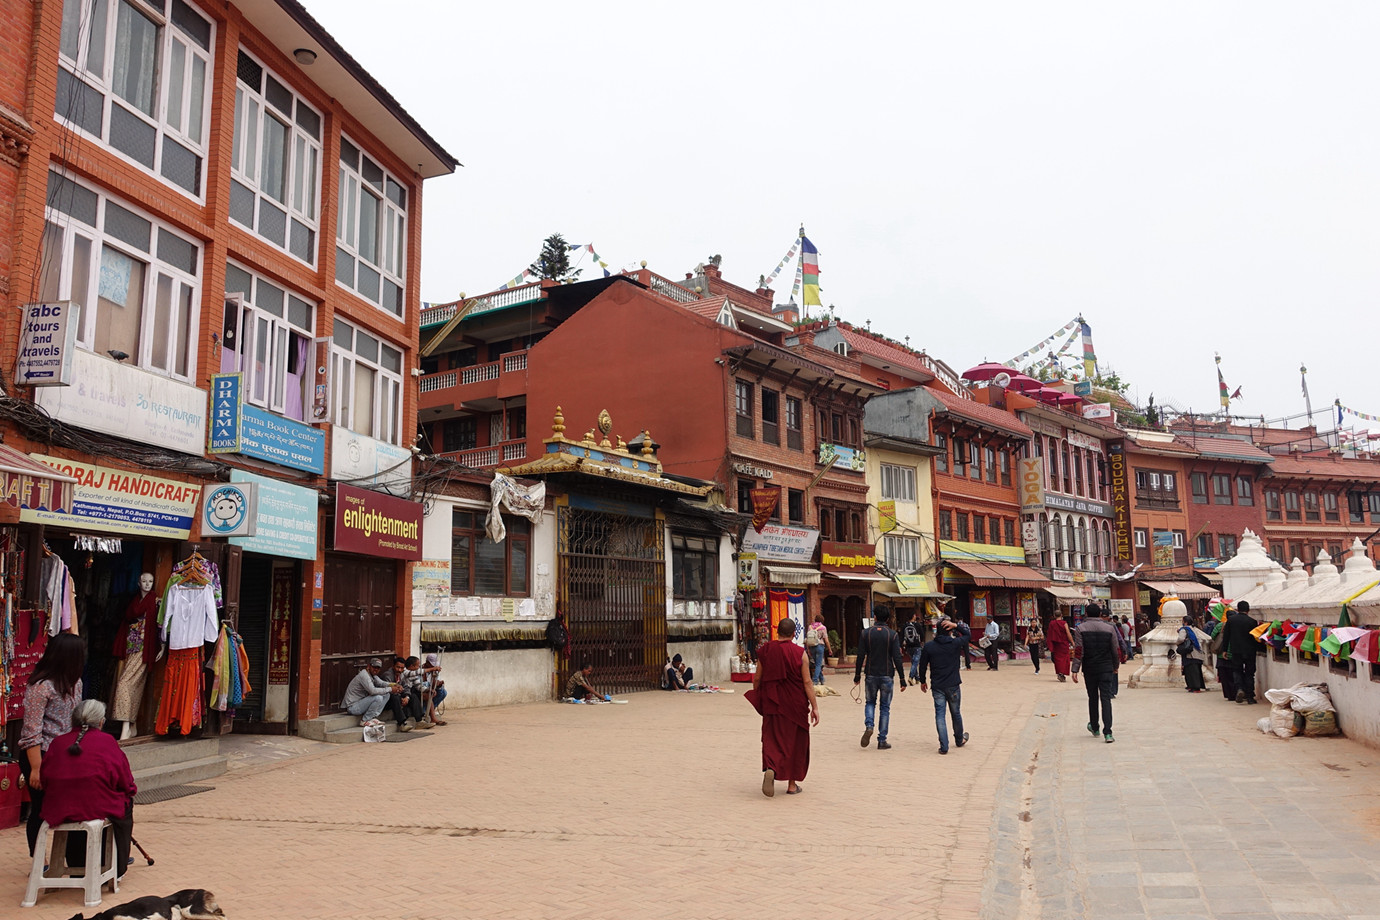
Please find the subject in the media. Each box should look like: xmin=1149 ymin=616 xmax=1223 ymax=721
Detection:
xmin=819 ymin=541 xmax=878 ymax=574
xmin=750 ymin=487 xmax=781 ymax=532
xmin=333 ymin=483 xmax=423 ymax=560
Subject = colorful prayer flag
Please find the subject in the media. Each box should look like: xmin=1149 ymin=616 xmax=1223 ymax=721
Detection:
xmin=1217 ymin=365 xmax=1230 ymax=409
xmin=800 ymin=232 xmax=821 ymax=307
xmin=1079 ymin=320 xmax=1097 ymax=379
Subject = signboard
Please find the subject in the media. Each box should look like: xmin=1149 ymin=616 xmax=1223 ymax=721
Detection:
xmin=412 ymin=559 xmax=451 ymax=594
xmin=1082 ymin=403 xmax=1114 ymax=420
xmin=1022 ymin=416 xmax=1063 ymax=438
xmin=878 ymin=500 xmax=897 ymax=534
xmin=893 ymin=573 xmax=931 ymax=595
xmin=1092 ymin=587 xmax=1111 ymax=598
xmin=818 ymin=443 xmax=866 ymax=472
xmin=1043 ymin=492 xmax=1114 ymax=518
xmin=201 ymin=482 xmax=257 ymax=537
xmin=1153 ymin=531 xmax=1175 ymax=568
xmin=1109 ymin=598 xmax=1135 ymax=615
xmin=740 ymin=523 xmax=820 ymax=563
xmin=737 ymin=552 xmax=759 ymax=591
xmin=228 ymin=469 xmax=318 ymax=560
xmin=35 ymin=348 xmax=207 ymax=455
xmin=820 ymin=541 xmax=877 ymax=575
xmin=333 ymin=483 xmax=423 ymax=560
xmin=750 ymin=486 xmax=780 ymax=532
xmin=1107 ymin=442 xmax=1131 ymax=560
xmin=731 ymin=461 xmax=773 ymax=479
xmin=16 ymin=301 xmax=77 ymax=386
xmin=1021 ymin=520 xmax=1041 ymax=554
xmin=22 ymin=454 xmax=199 ymax=538
xmin=1066 ymin=431 xmax=1102 ymax=451
xmin=330 ymin=428 xmax=412 ymax=491
xmin=1073 ymin=380 xmax=1092 ymax=396
xmin=209 ymin=374 xmax=326 ymax=474
xmin=1017 ymin=457 xmax=1045 ymax=512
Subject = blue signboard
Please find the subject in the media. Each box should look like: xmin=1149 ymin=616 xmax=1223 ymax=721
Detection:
xmin=208 ymin=373 xmax=325 ymax=474
xmin=228 ymin=469 xmax=318 ymax=560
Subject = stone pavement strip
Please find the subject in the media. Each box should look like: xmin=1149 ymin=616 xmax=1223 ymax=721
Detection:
xmin=3 ymin=664 xmax=1378 ymax=919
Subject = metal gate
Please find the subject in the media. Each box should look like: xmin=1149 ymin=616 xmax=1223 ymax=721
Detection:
xmin=319 ymin=554 xmax=399 ymax=712
xmin=557 ymin=504 xmax=666 ymax=695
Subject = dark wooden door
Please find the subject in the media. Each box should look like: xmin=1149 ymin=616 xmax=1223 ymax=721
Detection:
xmin=319 ymin=553 xmax=398 ymax=712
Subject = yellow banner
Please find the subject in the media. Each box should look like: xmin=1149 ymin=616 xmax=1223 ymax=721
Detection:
xmin=878 ymin=500 xmax=897 ymax=534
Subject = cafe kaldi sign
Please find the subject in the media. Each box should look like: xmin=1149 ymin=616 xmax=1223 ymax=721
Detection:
xmin=820 ymin=541 xmax=878 ymax=574
xmin=334 ymin=483 xmax=423 ymax=560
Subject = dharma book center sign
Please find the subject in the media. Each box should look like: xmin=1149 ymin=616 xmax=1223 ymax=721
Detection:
xmin=334 ymin=483 xmax=423 ymax=560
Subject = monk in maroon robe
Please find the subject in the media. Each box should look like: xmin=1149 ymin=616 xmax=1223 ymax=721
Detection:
xmin=1047 ymin=614 xmax=1075 ymax=682
xmin=747 ymin=618 xmax=818 ymax=796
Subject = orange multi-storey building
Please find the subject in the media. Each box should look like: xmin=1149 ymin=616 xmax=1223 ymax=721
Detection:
xmin=0 ymin=0 xmax=456 ymax=742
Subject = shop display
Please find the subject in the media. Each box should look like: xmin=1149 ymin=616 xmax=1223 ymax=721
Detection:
xmin=154 ymin=552 xmax=222 ymax=736
xmin=109 ymin=573 xmax=158 ymax=735
xmin=39 ymin=544 xmax=76 ymax=637
xmin=209 ymin=623 xmax=252 ymax=711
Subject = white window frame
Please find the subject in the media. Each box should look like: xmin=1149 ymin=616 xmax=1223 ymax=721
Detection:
xmin=39 ymin=170 xmax=200 ymax=381
xmin=230 ymin=48 xmax=322 ymax=264
xmin=1172 ymin=531 xmax=1184 ymax=549
xmin=331 ymin=318 xmax=404 ymax=445
xmin=1134 ymin=530 xmax=1147 ymax=548
xmin=879 ymin=462 xmax=917 ymax=502
xmin=220 ymin=264 xmax=316 ymax=420
xmin=883 ymin=534 xmax=920 ymax=574
xmin=56 ymin=0 xmax=214 ymax=198
xmin=336 ymin=135 xmax=407 ymax=317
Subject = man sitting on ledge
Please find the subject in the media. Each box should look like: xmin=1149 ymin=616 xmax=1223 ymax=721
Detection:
xmin=342 ymin=658 xmax=396 ymax=726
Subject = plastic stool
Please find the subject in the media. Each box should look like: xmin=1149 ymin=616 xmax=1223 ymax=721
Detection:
xmin=21 ymin=818 xmax=119 ymax=908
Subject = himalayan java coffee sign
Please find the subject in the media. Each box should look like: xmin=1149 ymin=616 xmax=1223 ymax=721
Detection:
xmin=333 ymin=483 xmax=423 ymax=560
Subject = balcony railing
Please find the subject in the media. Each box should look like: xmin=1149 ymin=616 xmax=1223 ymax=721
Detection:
xmin=420 ymin=349 xmax=529 ymax=397
xmin=420 ymin=284 xmax=544 ymax=327
xmin=648 ymin=273 xmax=700 ymax=304
xmin=441 ymin=439 xmax=528 ymax=469
xmin=420 ymin=371 xmax=456 ymax=393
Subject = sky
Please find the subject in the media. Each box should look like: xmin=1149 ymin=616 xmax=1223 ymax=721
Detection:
xmin=304 ymin=1 xmax=1380 ymax=432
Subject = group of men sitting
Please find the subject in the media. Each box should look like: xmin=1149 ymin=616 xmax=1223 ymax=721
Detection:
xmin=342 ymin=654 xmax=447 ymax=731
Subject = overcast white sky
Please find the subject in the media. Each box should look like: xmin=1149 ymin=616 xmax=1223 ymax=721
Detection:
xmin=305 ymin=1 xmax=1380 ymax=430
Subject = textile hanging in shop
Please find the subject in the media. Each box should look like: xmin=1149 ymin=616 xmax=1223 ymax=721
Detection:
xmin=786 ymin=590 xmax=806 ymax=647
xmin=485 ymin=472 xmax=546 ymax=543
xmin=768 ymin=589 xmax=790 ymax=635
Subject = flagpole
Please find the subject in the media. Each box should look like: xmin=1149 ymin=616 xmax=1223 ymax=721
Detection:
xmin=1301 ymin=364 xmax=1313 ymax=428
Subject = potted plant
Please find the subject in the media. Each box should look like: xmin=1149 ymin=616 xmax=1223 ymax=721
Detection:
xmin=825 ymin=629 xmax=843 ymax=668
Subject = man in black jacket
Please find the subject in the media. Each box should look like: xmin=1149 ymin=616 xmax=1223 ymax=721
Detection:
xmin=1220 ymin=600 xmax=1261 ymax=704
xmin=853 ymin=607 xmax=907 ymax=750
xmin=917 ymin=616 xmax=972 ymax=755
xmin=1074 ymin=604 xmax=1122 ymax=743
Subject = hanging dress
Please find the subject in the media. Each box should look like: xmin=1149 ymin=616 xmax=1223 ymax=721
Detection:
xmin=155 ymin=583 xmax=218 ymax=735
xmin=110 ymin=589 xmax=159 ymax=722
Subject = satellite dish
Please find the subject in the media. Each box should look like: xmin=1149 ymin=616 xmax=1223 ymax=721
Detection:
xmin=993 ymin=372 xmax=1012 ymax=388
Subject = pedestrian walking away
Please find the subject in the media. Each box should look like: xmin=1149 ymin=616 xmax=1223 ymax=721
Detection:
xmin=916 ymin=616 xmax=971 ymax=754
xmin=1047 ymin=612 xmax=1074 ymax=681
xmin=1025 ymin=619 xmax=1044 ymax=675
xmin=1074 ymin=603 xmax=1123 ymax=742
xmin=903 ymin=613 xmax=925 ymax=683
xmin=805 ymin=613 xmax=830 ymax=686
xmin=1176 ymin=619 xmax=1208 ymax=692
xmin=746 ymin=618 xmax=818 ymax=796
xmin=982 ymin=619 xmax=1001 ymax=670
xmin=1220 ymin=600 xmax=1261 ymax=704
xmin=853 ymin=607 xmax=907 ymax=750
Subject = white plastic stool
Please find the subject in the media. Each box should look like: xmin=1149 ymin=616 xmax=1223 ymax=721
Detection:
xmin=21 ymin=818 xmax=119 ymax=908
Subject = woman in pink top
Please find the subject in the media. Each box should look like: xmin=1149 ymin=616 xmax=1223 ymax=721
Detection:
xmin=19 ymin=632 xmax=85 ymax=856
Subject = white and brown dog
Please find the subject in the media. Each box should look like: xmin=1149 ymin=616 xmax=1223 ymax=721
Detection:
xmin=67 ymin=888 xmax=225 ymax=920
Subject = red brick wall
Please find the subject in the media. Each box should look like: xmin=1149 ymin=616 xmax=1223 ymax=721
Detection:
xmin=1182 ymin=460 xmax=1266 ymax=558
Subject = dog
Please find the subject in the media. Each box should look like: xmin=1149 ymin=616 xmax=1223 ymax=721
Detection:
xmin=67 ymin=888 xmax=225 ymax=920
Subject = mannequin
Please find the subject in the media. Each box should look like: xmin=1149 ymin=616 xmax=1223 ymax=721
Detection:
xmin=110 ymin=573 xmax=159 ymax=739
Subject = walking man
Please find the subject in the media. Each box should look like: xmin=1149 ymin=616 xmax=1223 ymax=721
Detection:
xmin=916 ymin=615 xmax=971 ymax=755
xmin=982 ymin=618 xmax=1001 ymax=670
xmin=853 ymin=607 xmax=907 ymax=750
xmin=1074 ymin=604 xmax=1122 ymax=743
xmin=1220 ymin=600 xmax=1261 ymax=704
xmin=903 ymin=613 xmax=924 ymax=684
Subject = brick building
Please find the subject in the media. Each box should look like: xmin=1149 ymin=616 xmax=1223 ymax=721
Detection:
xmin=0 ymin=0 xmax=456 ymax=740
xmin=1258 ymin=454 xmax=1380 ymax=569
xmin=1168 ymin=429 xmax=1272 ymax=585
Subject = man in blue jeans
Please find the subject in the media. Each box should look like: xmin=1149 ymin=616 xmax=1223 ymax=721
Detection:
xmin=917 ymin=616 xmax=972 ymax=755
xmin=1074 ymin=603 xmax=1123 ymax=743
xmin=853 ymin=607 xmax=907 ymax=750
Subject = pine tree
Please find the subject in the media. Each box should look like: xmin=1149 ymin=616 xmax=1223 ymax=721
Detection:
xmin=529 ymin=233 xmax=581 ymax=282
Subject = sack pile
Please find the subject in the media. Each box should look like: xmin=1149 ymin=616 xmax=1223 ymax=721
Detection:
xmin=1257 ymin=683 xmax=1340 ymax=739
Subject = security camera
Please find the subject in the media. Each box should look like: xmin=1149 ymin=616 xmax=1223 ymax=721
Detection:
xmin=410 ymin=367 xmax=425 ymax=377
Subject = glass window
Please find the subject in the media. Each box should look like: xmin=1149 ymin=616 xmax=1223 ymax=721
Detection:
xmin=880 ymin=463 xmax=916 ymax=502
xmin=1323 ymin=491 xmax=1338 ymax=522
xmin=1213 ymin=474 xmax=1232 ymax=505
xmin=39 ymin=171 xmax=199 ymax=380
xmin=760 ymin=390 xmax=779 ymax=446
xmin=1236 ymin=477 xmax=1253 ymax=506
xmin=973 ymin=515 xmax=985 ymax=543
xmin=785 ymin=396 xmax=802 ymax=450
xmin=57 ymin=0 xmax=214 ymax=196
xmin=1304 ymin=492 xmax=1320 ymax=522
xmin=955 ymin=513 xmax=969 ymax=541
xmin=1265 ymin=490 xmax=1281 ymax=521
xmin=1191 ymin=472 xmax=1208 ymax=504
xmin=1285 ymin=492 xmax=1301 ymax=521
xmin=1004 ymin=519 xmax=1015 ymax=546
xmin=672 ymin=534 xmax=718 ymax=601
xmin=221 ymin=264 xmax=314 ymax=419
xmin=935 ymin=434 xmax=948 ymax=472
xmin=968 ymin=442 xmax=981 ymax=480
xmin=735 ymin=380 xmax=753 ymax=438
xmin=1218 ymin=534 xmax=1238 ymax=558
xmin=787 ymin=489 xmax=804 ymax=524
xmin=1000 ymin=451 xmax=1012 ymax=486
xmin=984 ymin=446 xmax=997 ymax=483
xmin=1196 ymin=534 xmax=1212 ymax=558
xmin=330 ymin=317 xmax=404 ymax=444
xmin=883 ymin=535 xmax=920 ymax=574
xmin=938 ymin=510 xmax=952 ymax=541
xmin=231 ymin=49 xmax=321 ymax=263
xmin=336 ymin=137 xmax=407 ymax=315
xmin=451 ymin=509 xmax=529 ymax=597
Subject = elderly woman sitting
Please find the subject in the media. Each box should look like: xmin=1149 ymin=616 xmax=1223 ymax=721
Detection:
xmin=40 ymin=700 xmax=137 ymax=877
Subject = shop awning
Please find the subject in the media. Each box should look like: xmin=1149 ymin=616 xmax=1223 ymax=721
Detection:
xmin=762 ymin=565 xmax=822 ymax=586
xmin=0 ymin=446 xmax=77 ymax=510
xmin=1197 ymin=571 xmax=1223 ymax=585
xmin=1042 ymin=585 xmax=1090 ymax=604
xmin=947 ymin=559 xmax=1051 ymax=589
xmin=1142 ymin=580 xmax=1217 ymax=599
xmin=824 ymin=572 xmax=887 ymax=583
xmin=874 ymin=573 xmax=952 ymax=600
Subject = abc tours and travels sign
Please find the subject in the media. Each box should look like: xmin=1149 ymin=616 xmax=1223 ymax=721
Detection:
xmin=15 ymin=302 xmax=77 ymax=386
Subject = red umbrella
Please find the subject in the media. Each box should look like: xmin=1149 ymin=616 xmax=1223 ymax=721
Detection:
xmin=961 ymin=362 xmax=1017 ymax=382
xmin=1035 ymin=388 xmax=1064 ymax=404
xmin=1007 ymin=374 xmax=1043 ymax=393
xmin=1057 ymin=393 xmax=1083 ymax=407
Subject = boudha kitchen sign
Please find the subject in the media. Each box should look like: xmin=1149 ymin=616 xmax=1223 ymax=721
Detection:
xmin=333 ymin=483 xmax=423 ymax=560
xmin=820 ymin=541 xmax=878 ymax=574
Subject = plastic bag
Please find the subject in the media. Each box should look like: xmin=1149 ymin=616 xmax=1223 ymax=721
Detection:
xmin=1296 ymin=710 xmax=1339 ymax=737
xmin=362 ymin=722 xmax=386 ymax=743
xmin=1268 ymin=704 xmax=1298 ymax=739
xmin=1263 ymin=682 xmax=1335 ymax=713
xmin=1256 ymin=717 xmax=1272 ymax=734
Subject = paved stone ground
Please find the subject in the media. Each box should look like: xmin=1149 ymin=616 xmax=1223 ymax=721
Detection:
xmin=2 ymin=661 xmax=1378 ymax=919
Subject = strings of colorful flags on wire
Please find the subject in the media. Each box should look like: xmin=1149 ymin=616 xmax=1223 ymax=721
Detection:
xmin=1007 ymin=317 xmax=1080 ymax=367
xmin=496 ymin=242 xmax=612 ymax=290
xmin=762 ymin=226 xmax=822 ymax=308
xmin=1337 ymin=401 xmax=1380 ymax=423
xmin=762 ymin=238 xmax=800 ymax=289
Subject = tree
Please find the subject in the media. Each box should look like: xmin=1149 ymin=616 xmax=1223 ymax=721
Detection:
xmin=529 ymin=233 xmax=581 ymax=282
